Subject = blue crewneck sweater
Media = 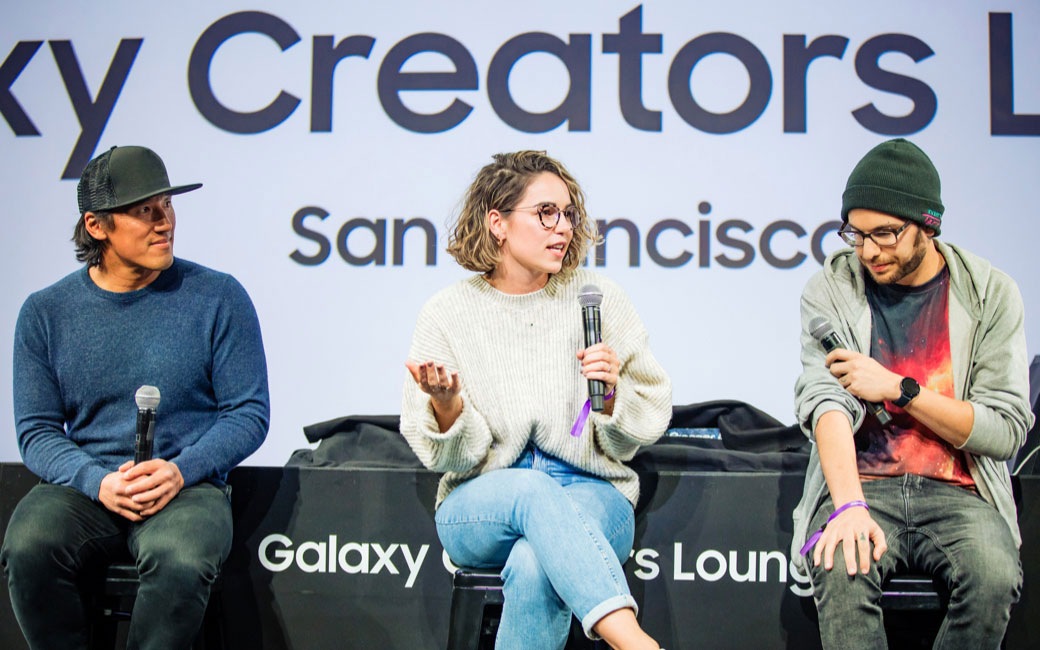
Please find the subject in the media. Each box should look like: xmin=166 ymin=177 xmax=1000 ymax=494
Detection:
xmin=13 ymin=258 xmax=270 ymax=499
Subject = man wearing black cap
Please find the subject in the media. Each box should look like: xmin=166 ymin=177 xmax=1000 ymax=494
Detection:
xmin=791 ymin=138 xmax=1033 ymax=647
xmin=1 ymin=146 xmax=270 ymax=648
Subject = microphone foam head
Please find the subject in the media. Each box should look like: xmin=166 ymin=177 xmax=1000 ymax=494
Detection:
xmin=808 ymin=316 xmax=834 ymax=342
xmin=135 ymin=385 xmax=161 ymax=410
xmin=578 ymin=284 xmax=603 ymax=308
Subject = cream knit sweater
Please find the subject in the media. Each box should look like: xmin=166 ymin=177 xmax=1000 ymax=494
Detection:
xmin=401 ymin=269 xmax=672 ymax=508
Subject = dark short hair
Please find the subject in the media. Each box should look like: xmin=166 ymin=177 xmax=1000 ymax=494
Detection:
xmin=72 ymin=211 xmax=112 ymax=267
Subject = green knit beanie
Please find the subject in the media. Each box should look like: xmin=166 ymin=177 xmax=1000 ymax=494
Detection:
xmin=841 ymin=138 xmax=944 ymax=236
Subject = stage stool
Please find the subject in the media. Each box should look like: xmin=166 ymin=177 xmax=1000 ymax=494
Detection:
xmin=880 ymin=574 xmax=947 ymax=649
xmin=87 ymin=560 xmax=226 ymax=650
xmin=446 ymin=568 xmax=605 ymax=650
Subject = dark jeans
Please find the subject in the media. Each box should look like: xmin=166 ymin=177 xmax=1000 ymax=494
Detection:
xmin=808 ymin=474 xmax=1021 ymax=649
xmin=1 ymin=482 xmax=232 ymax=650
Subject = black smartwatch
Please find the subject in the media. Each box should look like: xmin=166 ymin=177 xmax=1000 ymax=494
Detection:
xmin=893 ymin=376 xmax=921 ymax=407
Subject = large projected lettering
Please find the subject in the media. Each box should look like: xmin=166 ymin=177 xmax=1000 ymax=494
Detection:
xmin=2 ymin=10 xmax=1035 ymax=180
xmin=289 ymin=208 xmax=438 ymax=267
xmin=288 ymin=200 xmax=841 ymax=269
xmin=0 ymin=39 xmax=141 ymax=179
xmin=188 ymin=7 xmax=945 ymax=136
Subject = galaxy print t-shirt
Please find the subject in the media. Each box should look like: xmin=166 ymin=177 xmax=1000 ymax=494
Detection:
xmin=856 ymin=266 xmax=975 ymax=488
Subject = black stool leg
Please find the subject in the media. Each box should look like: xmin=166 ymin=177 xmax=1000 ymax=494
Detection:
xmin=88 ymin=562 xmax=138 ymax=650
xmin=446 ymin=569 xmax=505 ymax=650
xmin=87 ymin=616 xmax=120 ymax=650
xmin=446 ymin=584 xmax=502 ymax=650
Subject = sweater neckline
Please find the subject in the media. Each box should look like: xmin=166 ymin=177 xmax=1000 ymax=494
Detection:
xmin=78 ymin=259 xmax=180 ymax=302
xmin=467 ymin=271 xmax=568 ymax=302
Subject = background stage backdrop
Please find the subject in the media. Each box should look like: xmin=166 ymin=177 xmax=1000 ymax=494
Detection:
xmin=2 ymin=1 xmax=1037 ymax=466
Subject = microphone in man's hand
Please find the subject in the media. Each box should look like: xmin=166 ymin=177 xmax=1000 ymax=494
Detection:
xmin=134 ymin=385 xmax=160 ymax=464
xmin=808 ymin=317 xmax=892 ymax=426
xmin=578 ymin=285 xmax=606 ymax=412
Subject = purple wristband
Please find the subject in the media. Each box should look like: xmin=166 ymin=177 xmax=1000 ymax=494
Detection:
xmin=799 ymin=499 xmax=869 ymax=556
xmin=569 ymin=388 xmax=617 ymax=437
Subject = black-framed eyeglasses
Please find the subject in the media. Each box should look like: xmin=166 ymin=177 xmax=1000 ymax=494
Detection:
xmin=837 ymin=221 xmax=912 ymax=247
xmin=501 ymin=202 xmax=580 ymax=230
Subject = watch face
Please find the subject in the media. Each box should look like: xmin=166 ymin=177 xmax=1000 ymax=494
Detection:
xmin=898 ymin=377 xmax=920 ymax=405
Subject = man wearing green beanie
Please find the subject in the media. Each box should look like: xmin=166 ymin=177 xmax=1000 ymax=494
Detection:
xmin=791 ymin=138 xmax=1032 ymax=647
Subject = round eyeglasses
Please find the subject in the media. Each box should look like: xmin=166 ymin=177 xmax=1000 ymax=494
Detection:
xmin=837 ymin=221 xmax=912 ymax=247
xmin=501 ymin=202 xmax=580 ymax=230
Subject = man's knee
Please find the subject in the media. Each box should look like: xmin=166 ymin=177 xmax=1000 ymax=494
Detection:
xmin=954 ymin=551 xmax=1022 ymax=604
xmin=2 ymin=509 xmax=69 ymax=576
xmin=136 ymin=533 xmax=225 ymax=592
xmin=810 ymin=549 xmax=883 ymax=609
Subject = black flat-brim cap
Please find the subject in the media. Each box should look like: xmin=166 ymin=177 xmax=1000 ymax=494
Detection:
xmin=77 ymin=145 xmax=202 ymax=214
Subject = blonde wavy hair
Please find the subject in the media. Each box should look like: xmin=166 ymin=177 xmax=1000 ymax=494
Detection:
xmin=446 ymin=151 xmax=600 ymax=273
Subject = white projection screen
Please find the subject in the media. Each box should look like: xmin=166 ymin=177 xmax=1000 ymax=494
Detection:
xmin=2 ymin=1 xmax=1037 ymax=465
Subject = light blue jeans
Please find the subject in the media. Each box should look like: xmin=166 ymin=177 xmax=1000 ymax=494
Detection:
xmin=808 ymin=474 xmax=1021 ymax=649
xmin=436 ymin=445 xmax=637 ymax=650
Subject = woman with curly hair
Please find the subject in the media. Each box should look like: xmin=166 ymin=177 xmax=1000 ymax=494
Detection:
xmin=402 ymin=151 xmax=671 ymax=650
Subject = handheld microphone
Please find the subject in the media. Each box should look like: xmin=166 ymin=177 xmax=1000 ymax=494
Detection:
xmin=578 ymin=285 xmax=605 ymax=412
xmin=134 ymin=385 xmax=160 ymax=464
xmin=808 ymin=317 xmax=892 ymax=426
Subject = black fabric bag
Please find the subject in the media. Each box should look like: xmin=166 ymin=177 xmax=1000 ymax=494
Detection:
xmin=287 ymin=414 xmax=423 ymax=469
xmin=288 ymin=401 xmax=809 ymax=474
xmin=628 ymin=400 xmax=809 ymax=474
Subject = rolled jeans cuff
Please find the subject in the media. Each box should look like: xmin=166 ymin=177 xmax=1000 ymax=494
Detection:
xmin=582 ymin=593 xmax=639 ymax=639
